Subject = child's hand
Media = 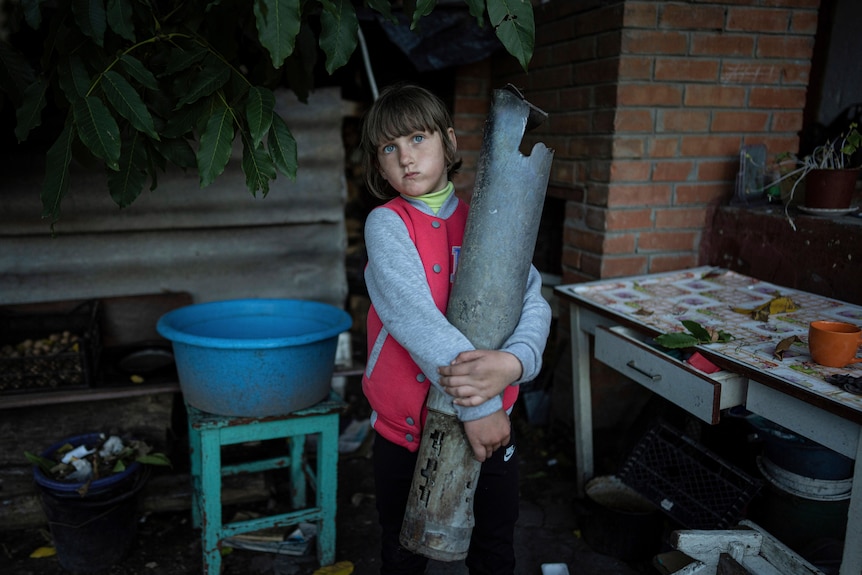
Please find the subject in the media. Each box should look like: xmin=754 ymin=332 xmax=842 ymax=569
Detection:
xmin=463 ymin=410 xmax=511 ymax=462
xmin=438 ymin=350 xmax=522 ymax=407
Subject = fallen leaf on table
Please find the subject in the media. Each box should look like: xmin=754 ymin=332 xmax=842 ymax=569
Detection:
xmin=30 ymin=547 xmax=56 ymax=558
xmin=773 ymin=335 xmax=801 ymax=360
xmin=734 ymin=295 xmax=799 ymax=321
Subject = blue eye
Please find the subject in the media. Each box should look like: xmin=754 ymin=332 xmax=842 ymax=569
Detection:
xmin=412 ymin=134 xmax=424 ymax=144
xmin=382 ymin=144 xmax=395 ymax=154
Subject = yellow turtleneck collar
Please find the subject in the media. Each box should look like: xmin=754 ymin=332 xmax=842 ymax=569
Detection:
xmin=406 ymin=181 xmax=453 ymax=215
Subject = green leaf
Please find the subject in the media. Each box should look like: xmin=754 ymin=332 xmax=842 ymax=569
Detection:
xmin=0 ymin=40 xmax=36 ymax=103
xmin=682 ymin=320 xmax=711 ymax=343
xmin=101 ymin=70 xmax=159 ymax=139
xmin=164 ymin=44 xmax=208 ymax=76
xmin=488 ymin=0 xmax=534 ymax=72
xmin=319 ymin=0 xmax=358 ymax=75
xmin=268 ymin=112 xmax=297 ymax=180
xmin=106 ymin=0 xmax=135 ymax=41
xmin=410 ymin=0 xmax=435 ymax=30
xmin=152 ymin=138 xmax=197 ymax=169
xmin=113 ymin=460 xmax=126 ymax=473
xmin=119 ymin=54 xmax=158 ymax=91
xmin=654 ymin=332 xmax=700 ymax=349
xmin=463 ymin=0 xmax=486 ymax=27
xmin=254 ymin=0 xmax=301 ymax=68
xmin=197 ymin=105 xmax=235 ymax=188
xmin=246 ymin=86 xmax=274 ymax=148
xmin=73 ymin=96 xmax=121 ymax=170
xmin=108 ymin=131 xmax=148 ymax=207
xmin=15 ymin=77 xmax=48 ymax=143
xmin=242 ymin=136 xmax=277 ymax=196
xmin=58 ymin=54 xmax=92 ymax=101
xmin=136 ymin=453 xmax=172 ymax=466
xmin=21 ymin=0 xmax=43 ymax=29
xmin=365 ymin=0 xmax=395 ymax=23
xmin=24 ymin=451 xmax=56 ymax=475
xmin=175 ymin=54 xmax=231 ymax=109
xmin=72 ymin=0 xmax=107 ymax=48
xmin=41 ymin=123 xmax=77 ymax=222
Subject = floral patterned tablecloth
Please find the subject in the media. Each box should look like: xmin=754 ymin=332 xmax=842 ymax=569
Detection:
xmin=558 ymin=266 xmax=862 ymax=414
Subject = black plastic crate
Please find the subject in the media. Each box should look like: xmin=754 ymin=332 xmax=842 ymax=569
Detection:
xmin=0 ymin=300 xmax=101 ymax=393
xmin=619 ymin=421 xmax=762 ymax=530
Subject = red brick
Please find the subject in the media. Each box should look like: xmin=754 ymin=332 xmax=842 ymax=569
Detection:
xmin=659 ymin=110 xmax=710 ymax=132
xmin=653 ymin=161 xmax=695 ymax=182
xmin=684 ymin=85 xmax=746 ymax=107
xmin=604 ymin=233 xmax=638 ymax=254
xmin=698 ymin=160 xmax=737 ymax=182
xmin=607 ymin=183 xmax=673 ymax=207
xmin=530 ymin=65 xmax=575 ymax=90
xmin=691 ymin=34 xmax=756 ymax=57
xmin=610 ymin=160 xmax=652 ymax=181
xmin=757 ymin=36 xmax=815 ymax=59
xmin=720 ymin=62 xmax=782 ymax=85
xmin=649 ymin=254 xmax=700 ymax=274
xmin=618 ymin=84 xmax=683 ymax=106
xmin=588 ymin=160 xmax=612 ymax=182
xmin=680 ymin=135 xmax=741 ymax=157
xmin=601 ymin=256 xmax=649 ymax=278
xmin=727 ymin=8 xmax=792 ymax=33
xmin=655 ymin=58 xmax=720 ymax=82
xmin=711 ymin=111 xmax=770 ymax=132
xmin=614 ymin=109 xmax=654 ymax=132
xmin=771 ymin=111 xmax=805 ymax=132
xmin=560 ymin=86 xmax=593 ymax=110
xmin=749 ymin=87 xmax=808 ymax=109
xmin=554 ymin=37 xmax=597 ymax=63
xmin=638 ymin=230 xmax=699 ymax=251
xmin=618 ymin=56 xmax=653 ymax=80
xmin=596 ymin=31 xmax=624 ymax=59
xmin=650 ymin=137 xmax=681 ymax=158
xmin=675 ymin=183 xmax=733 ymax=205
xmin=623 ymin=2 xmax=658 ymax=28
xmin=655 ymin=207 xmax=709 ymax=228
xmin=605 ymin=208 xmax=654 ymax=231
xmin=790 ymin=10 xmax=818 ymax=34
xmin=574 ymin=59 xmax=620 ymax=85
xmin=621 ymin=30 xmax=688 ymax=55
xmin=659 ymin=4 xmax=725 ymax=30
xmin=780 ymin=63 xmax=811 ymax=85
xmin=561 ymin=246 xmax=583 ymax=271
xmin=575 ymin=4 xmax=625 ymax=36
xmin=612 ymin=136 xmax=647 ymax=158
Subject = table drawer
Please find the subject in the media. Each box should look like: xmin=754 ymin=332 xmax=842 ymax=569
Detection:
xmin=595 ymin=326 xmax=747 ymax=424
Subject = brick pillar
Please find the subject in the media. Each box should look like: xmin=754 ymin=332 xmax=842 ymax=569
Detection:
xmin=463 ymin=0 xmax=821 ymax=284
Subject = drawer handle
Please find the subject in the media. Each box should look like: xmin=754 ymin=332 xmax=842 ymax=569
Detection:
xmin=626 ymin=361 xmax=661 ymax=381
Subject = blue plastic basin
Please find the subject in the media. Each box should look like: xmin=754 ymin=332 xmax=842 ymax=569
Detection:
xmin=156 ymin=299 xmax=352 ymax=416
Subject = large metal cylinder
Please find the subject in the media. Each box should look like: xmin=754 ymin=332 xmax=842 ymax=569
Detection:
xmin=399 ymin=85 xmax=554 ymax=561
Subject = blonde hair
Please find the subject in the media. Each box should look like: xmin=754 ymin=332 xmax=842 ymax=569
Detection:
xmin=360 ymin=83 xmax=460 ymax=199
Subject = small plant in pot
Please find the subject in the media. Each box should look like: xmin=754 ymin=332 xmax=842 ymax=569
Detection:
xmin=769 ymin=122 xmax=862 ymax=212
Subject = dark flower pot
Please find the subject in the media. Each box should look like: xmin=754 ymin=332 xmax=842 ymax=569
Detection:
xmin=804 ymin=168 xmax=859 ymax=209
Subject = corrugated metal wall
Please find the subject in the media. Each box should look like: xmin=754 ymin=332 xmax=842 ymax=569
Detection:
xmin=0 ymin=88 xmax=348 ymax=309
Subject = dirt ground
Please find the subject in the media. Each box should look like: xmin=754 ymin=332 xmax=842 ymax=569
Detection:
xmin=0 ymin=388 xmax=660 ymax=575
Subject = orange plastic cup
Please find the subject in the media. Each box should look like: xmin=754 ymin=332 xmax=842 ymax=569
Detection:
xmin=808 ymin=320 xmax=862 ymax=368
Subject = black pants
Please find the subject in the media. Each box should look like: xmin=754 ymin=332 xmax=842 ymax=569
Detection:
xmin=372 ymin=425 xmax=519 ymax=575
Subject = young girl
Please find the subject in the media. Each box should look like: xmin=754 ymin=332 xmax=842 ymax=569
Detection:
xmin=360 ymin=83 xmax=551 ymax=574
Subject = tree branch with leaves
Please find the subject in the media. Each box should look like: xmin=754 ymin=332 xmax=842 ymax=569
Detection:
xmin=0 ymin=0 xmax=535 ymax=225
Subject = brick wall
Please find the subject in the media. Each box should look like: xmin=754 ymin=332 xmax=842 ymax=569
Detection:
xmin=453 ymin=0 xmax=821 ymax=284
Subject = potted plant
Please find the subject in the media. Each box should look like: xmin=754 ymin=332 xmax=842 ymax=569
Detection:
xmin=768 ymin=123 xmax=862 ymax=213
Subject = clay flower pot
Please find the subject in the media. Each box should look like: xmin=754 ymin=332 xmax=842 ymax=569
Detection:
xmin=804 ymin=168 xmax=860 ymax=209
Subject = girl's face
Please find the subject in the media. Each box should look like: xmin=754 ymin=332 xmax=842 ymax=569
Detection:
xmin=376 ymin=127 xmax=456 ymax=198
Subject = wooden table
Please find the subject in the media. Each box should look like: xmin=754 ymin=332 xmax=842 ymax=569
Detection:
xmin=555 ymin=266 xmax=862 ymax=575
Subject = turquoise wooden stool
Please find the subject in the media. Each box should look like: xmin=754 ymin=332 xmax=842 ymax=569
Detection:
xmin=186 ymin=392 xmax=344 ymax=574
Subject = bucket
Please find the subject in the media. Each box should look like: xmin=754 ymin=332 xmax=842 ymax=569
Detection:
xmin=746 ymin=415 xmax=853 ymax=480
xmin=157 ymin=299 xmax=352 ymax=416
xmin=580 ymin=475 xmax=663 ymax=562
xmin=33 ymin=433 xmax=150 ymax=573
